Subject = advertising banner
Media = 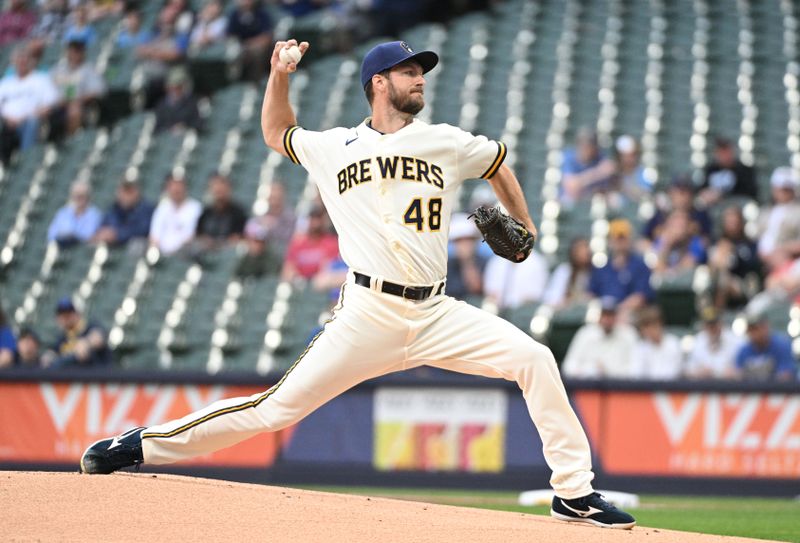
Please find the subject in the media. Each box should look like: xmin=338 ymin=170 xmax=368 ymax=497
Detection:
xmin=0 ymin=382 xmax=290 ymax=467
xmin=373 ymin=388 xmax=507 ymax=472
xmin=575 ymin=391 xmax=800 ymax=478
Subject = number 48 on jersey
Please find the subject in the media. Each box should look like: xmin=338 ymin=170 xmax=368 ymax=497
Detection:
xmin=404 ymin=197 xmax=442 ymax=232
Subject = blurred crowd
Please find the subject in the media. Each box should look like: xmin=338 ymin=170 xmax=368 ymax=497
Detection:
xmin=442 ymin=127 xmax=800 ymax=382
xmin=0 ymin=1 xmax=797 ymax=380
xmin=0 ymin=163 xmax=347 ymax=369
xmin=0 ymin=0 xmax=495 ymax=163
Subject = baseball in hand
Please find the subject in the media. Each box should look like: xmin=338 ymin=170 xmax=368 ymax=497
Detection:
xmin=279 ymin=45 xmax=303 ymax=65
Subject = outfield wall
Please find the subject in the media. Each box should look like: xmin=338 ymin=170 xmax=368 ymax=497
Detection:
xmin=0 ymin=368 xmax=797 ymax=496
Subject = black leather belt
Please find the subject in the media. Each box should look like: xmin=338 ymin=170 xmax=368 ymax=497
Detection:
xmin=353 ymin=272 xmax=444 ymax=301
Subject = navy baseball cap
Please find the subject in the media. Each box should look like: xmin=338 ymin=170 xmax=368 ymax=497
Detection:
xmin=360 ymin=41 xmax=439 ymax=88
xmin=55 ymin=297 xmax=76 ymax=314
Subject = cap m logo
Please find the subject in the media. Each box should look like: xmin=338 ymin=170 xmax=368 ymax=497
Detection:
xmin=400 ymin=41 xmax=413 ymax=53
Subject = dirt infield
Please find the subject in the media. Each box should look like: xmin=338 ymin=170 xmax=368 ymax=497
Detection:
xmin=2 ymin=471 xmax=775 ymax=543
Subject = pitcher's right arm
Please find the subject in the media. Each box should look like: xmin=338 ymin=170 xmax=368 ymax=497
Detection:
xmin=261 ymin=39 xmax=309 ymax=156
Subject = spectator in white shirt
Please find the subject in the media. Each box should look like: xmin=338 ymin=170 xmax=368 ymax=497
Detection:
xmin=562 ymin=297 xmax=638 ymax=378
xmin=189 ymin=0 xmax=227 ymax=50
xmin=0 ymin=45 xmax=60 ymax=163
xmin=686 ymin=306 xmax=742 ymax=379
xmin=543 ymin=237 xmax=592 ymax=307
xmin=757 ymin=167 xmax=800 ymax=273
xmin=630 ymin=306 xmax=683 ymax=380
xmin=149 ymin=175 xmax=202 ymax=255
xmin=483 ymin=249 xmax=549 ymax=310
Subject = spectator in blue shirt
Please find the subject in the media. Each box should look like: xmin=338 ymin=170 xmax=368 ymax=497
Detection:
xmin=590 ymin=218 xmax=653 ymax=321
xmin=47 ymin=180 xmax=103 ymax=246
xmin=736 ymin=314 xmax=797 ymax=381
xmin=560 ymin=127 xmax=616 ymax=206
xmin=227 ymin=0 xmax=273 ymax=81
xmin=116 ymin=8 xmax=151 ymax=49
xmin=62 ymin=3 xmax=97 ymax=46
xmin=92 ymin=179 xmax=154 ymax=251
xmin=0 ymin=302 xmax=16 ymax=368
xmin=43 ymin=297 xmax=112 ymax=368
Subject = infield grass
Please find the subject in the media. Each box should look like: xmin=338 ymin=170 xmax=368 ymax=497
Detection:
xmin=304 ymin=487 xmax=800 ymax=542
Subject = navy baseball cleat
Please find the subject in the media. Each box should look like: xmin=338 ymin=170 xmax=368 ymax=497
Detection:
xmin=80 ymin=426 xmax=145 ymax=474
xmin=551 ymin=492 xmax=636 ymax=529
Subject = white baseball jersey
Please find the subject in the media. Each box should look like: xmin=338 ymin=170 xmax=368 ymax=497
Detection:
xmin=283 ymin=118 xmax=507 ymax=285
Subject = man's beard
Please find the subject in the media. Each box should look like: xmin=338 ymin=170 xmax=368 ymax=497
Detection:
xmin=388 ymin=82 xmax=424 ymax=115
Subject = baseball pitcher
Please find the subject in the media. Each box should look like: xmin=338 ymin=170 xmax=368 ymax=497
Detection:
xmin=81 ymin=39 xmax=635 ymax=530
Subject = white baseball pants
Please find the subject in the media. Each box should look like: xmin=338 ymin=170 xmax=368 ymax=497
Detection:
xmin=141 ymin=272 xmax=595 ymax=498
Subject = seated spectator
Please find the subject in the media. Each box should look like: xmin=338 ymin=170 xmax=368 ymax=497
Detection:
xmin=116 ymin=7 xmax=150 ymax=49
xmin=757 ymin=167 xmax=800 ymax=272
xmin=652 ymin=209 xmax=707 ymax=276
xmin=0 ymin=302 xmax=16 ymax=368
xmin=14 ymin=327 xmax=42 ymax=367
xmin=686 ymin=307 xmax=742 ymax=379
xmin=189 ymin=0 xmax=227 ymax=50
xmin=0 ymin=0 xmax=37 ymax=47
xmin=700 ymin=137 xmax=758 ymax=205
xmin=642 ymin=175 xmax=712 ymax=246
xmin=630 ymin=305 xmax=683 ymax=380
xmin=167 ymin=0 xmax=195 ymax=36
xmin=135 ymin=7 xmax=189 ymax=106
xmin=62 ymin=2 xmax=96 ymax=46
xmin=746 ymin=253 xmax=800 ymax=317
xmin=543 ymin=237 xmax=592 ymax=307
xmin=154 ymin=66 xmax=201 ymax=133
xmin=611 ymin=134 xmax=655 ymax=203
xmin=561 ymin=297 xmax=638 ymax=378
xmin=47 ymin=180 xmax=103 ymax=246
xmin=762 ymin=257 xmax=800 ymax=305
xmin=31 ymin=0 xmax=69 ymax=44
xmin=589 ymin=219 xmax=653 ymax=320
xmin=0 ymin=46 xmax=60 ymax=164
xmin=235 ymin=218 xmax=281 ymax=277
xmin=560 ymin=127 xmax=616 ymax=206
xmin=735 ymin=313 xmax=797 ymax=381
xmin=446 ymin=213 xmax=487 ymax=301
xmin=43 ymin=297 xmax=111 ymax=368
xmin=247 ymin=181 xmax=296 ymax=250
xmin=195 ymin=174 xmax=247 ymax=249
xmin=50 ymin=38 xmax=106 ymax=137
xmin=312 ymin=255 xmax=349 ymax=298
xmin=92 ymin=179 xmax=154 ymax=250
xmin=708 ymin=205 xmax=760 ymax=309
xmin=483 ymin=247 xmax=549 ymax=310
xmin=281 ymin=205 xmax=339 ymax=282
xmin=227 ymin=0 xmax=273 ymax=82
xmin=149 ymin=175 xmax=202 ymax=255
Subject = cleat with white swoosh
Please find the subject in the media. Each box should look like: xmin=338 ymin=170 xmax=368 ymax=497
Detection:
xmin=551 ymin=492 xmax=636 ymax=529
xmin=80 ymin=427 xmax=145 ymax=474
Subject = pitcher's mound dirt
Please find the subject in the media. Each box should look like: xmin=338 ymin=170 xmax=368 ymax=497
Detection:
xmin=1 ymin=471 xmax=773 ymax=543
